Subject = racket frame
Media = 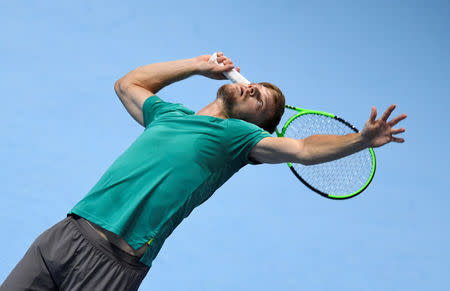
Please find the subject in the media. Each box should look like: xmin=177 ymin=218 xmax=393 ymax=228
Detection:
xmin=276 ymin=105 xmax=376 ymax=200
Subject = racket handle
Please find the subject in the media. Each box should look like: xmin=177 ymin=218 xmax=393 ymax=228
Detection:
xmin=208 ymin=52 xmax=251 ymax=85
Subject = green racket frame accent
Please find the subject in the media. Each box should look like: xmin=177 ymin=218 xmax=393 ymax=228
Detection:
xmin=276 ymin=105 xmax=376 ymax=200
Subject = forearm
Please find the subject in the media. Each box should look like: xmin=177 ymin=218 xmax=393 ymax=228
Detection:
xmin=118 ymin=58 xmax=200 ymax=94
xmin=300 ymin=133 xmax=368 ymax=165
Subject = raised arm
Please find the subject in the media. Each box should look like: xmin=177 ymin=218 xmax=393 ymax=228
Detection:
xmin=249 ymin=104 xmax=407 ymax=164
xmin=114 ymin=53 xmax=237 ymax=126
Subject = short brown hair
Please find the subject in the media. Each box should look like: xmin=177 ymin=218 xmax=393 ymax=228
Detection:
xmin=259 ymin=82 xmax=285 ymax=133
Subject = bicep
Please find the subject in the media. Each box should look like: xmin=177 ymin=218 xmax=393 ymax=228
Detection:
xmin=114 ymin=79 xmax=155 ymax=127
xmin=249 ymin=137 xmax=308 ymax=164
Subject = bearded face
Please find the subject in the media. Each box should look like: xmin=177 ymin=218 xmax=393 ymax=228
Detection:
xmin=217 ymin=84 xmax=245 ymax=120
xmin=217 ymin=83 xmax=274 ymax=126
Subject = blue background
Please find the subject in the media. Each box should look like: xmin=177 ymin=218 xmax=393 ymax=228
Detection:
xmin=1 ymin=1 xmax=449 ymax=290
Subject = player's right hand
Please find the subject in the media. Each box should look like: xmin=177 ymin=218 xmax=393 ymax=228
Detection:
xmin=194 ymin=52 xmax=241 ymax=80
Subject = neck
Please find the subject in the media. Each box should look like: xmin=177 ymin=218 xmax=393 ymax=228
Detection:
xmin=196 ymin=99 xmax=229 ymax=119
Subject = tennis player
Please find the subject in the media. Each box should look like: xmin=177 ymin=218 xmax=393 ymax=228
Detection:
xmin=1 ymin=52 xmax=406 ymax=290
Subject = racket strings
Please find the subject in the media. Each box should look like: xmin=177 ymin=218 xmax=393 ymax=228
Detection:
xmin=284 ymin=114 xmax=374 ymax=196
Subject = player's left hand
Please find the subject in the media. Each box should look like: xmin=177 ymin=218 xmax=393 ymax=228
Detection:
xmin=194 ymin=52 xmax=241 ymax=80
xmin=361 ymin=104 xmax=407 ymax=148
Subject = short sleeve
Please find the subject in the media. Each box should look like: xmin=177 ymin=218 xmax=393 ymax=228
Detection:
xmin=225 ymin=119 xmax=272 ymax=165
xmin=142 ymin=95 xmax=195 ymax=128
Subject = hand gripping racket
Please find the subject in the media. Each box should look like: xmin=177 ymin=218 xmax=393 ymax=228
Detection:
xmin=208 ymin=52 xmax=376 ymax=199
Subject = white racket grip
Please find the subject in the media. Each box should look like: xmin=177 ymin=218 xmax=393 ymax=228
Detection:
xmin=208 ymin=52 xmax=251 ymax=85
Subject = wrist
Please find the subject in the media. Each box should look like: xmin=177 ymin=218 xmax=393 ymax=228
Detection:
xmin=171 ymin=58 xmax=201 ymax=77
xmin=358 ymin=132 xmax=371 ymax=149
xmin=188 ymin=57 xmax=204 ymax=75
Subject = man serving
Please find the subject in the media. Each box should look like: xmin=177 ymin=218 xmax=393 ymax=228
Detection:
xmin=1 ymin=52 xmax=406 ymax=291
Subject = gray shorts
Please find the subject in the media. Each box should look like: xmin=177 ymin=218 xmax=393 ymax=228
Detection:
xmin=1 ymin=215 xmax=150 ymax=291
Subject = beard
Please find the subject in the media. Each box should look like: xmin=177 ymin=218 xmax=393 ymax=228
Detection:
xmin=216 ymin=84 xmax=246 ymax=120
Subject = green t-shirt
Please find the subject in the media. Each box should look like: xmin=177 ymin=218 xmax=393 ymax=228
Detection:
xmin=69 ymin=95 xmax=271 ymax=267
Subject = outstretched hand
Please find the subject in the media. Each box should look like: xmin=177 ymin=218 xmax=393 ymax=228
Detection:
xmin=361 ymin=104 xmax=407 ymax=148
xmin=194 ymin=52 xmax=240 ymax=80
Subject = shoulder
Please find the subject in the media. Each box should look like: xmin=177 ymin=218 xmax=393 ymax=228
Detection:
xmin=144 ymin=96 xmax=195 ymax=115
xmin=225 ymin=118 xmax=271 ymax=136
xmin=143 ymin=95 xmax=195 ymax=125
xmin=222 ymin=118 xmax=272 ymax=164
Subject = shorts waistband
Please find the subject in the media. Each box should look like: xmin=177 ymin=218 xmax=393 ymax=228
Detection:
xmin=68 ymin=214 xmax=149 ymax=270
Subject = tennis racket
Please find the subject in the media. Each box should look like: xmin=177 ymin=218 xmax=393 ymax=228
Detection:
xmin=208 ymin=52 xmax=376 ymax=199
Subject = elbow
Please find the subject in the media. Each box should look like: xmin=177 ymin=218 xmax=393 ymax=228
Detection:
xmin=296 ymin=152 xmax=328 ymax=166
xmin=114 ymin=79 xmax=121 ymax=95
xmin=295 ymin=152 xmax=323 ymax=166
xmin=296 ymin=156 xmax=315 ymax=166
xmin=299 ymin=160 xmax=313 ymax=166
xmin=114 ymin=78 xmax=128 ymax=95
xmin=294 ymin=139 xmax=315 ymax=166
xmin=114 ymin=78 xmax=134 ymax=99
